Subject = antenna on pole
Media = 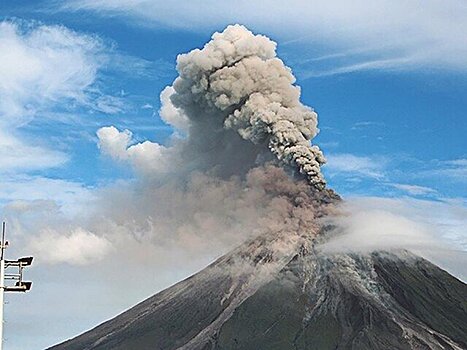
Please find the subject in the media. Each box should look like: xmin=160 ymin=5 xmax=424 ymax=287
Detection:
xmin=0 ymin=222 xmax=33 ymax=350
xmin=1 ymin=222 xmax=5 ymax=260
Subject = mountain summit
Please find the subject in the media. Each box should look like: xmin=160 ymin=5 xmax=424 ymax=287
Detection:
xmin=49 ymin=224 xmax=467 ymax=350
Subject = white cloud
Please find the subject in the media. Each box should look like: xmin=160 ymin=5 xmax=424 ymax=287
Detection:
xmin=0 ymin=130 xmax=67 ymax=172
xmin=0 ymin=19 xmax=112 ymax=177
xmin=325 ymin=153 xmax=386 ymax=179
xmin=322 ymin=209 xmax=440 ymax=252
xmin=96 ymin=126 xmax=132 ymax=161
xmin=446 ymin=159 xmax=467 ymax=167
xmin=301 ymin=56 xmax=417 ymax=77
xmin=418 ymin=158 xmax=467 ymax=184
xmin=141 ymin=103 xmax=153 ymax=109
xmin=351 ymin=121 xmax=385 ymax=130
xmin=62 ymin=0 xmax=467 ymax=74
xmin=94 ymin=95 xmax=126 ymax=114
xmin=28 ymin=228 xmax=113 ymax=265
xmin=97 ymin=126 xmax=169 ymax=174
xmin=0 ymin=19 xmax=162 ymax=180
xmin=0 ymin=175 xmax=95 ymax=217
xmin=319 ymin=196 xmax=467 ymax=280
xmin=345 ymin=196 xmax=467 ymax=250
xmin=0 ymin=20 xmax=105 ymax=125
xmin=390 ymin=183 xmax=437 ymax=196
xmin=436 ymin=159 xmax=467 ymax=182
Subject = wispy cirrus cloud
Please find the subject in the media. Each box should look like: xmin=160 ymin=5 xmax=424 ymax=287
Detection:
xmin=0 ymin=20 xmax=107 ymax=175
xmin=324 ymin=153 xmax=387 ymax=179
xmin=61 ymin=0 xmax=467 ymax=75
xmin=323 ymin=152 xmax=467 ymax=199
xmin=0 ymin=20 xmax=106 ymax=124
xmin=0 ymin=131 xmax=67 ymax=172
xmin=0 ymin=175 xmax=95 ymax=216
xmin=351 ymin=121 xmax=386 ymax=130
xmin=390 ymin=183 xmax=437 ymax=196
xmin=416 ymin=158 xmax=467 ymax=184
xmin=436 ymin=159 xmax=467 ymax=182
xmin=0 ymin=18 xmax=176 ymax=280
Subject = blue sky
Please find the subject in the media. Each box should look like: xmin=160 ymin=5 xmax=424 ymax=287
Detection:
xmin=0 ymin=1 xmax=466 ymax=349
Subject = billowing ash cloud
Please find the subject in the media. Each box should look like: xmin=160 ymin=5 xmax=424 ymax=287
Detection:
xmin=83 ymin=25 xmax=337 ymax=266
xmin=166 ymin=24 xmax=326 ymax=189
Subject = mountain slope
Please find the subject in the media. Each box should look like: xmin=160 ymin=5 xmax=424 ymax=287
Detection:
xmin=49 ymin=229 xmax=467 ymax=350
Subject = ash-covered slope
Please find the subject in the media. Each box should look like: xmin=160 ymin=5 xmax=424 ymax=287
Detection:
xmin=49 ymin=227 xmax=467 ymax=350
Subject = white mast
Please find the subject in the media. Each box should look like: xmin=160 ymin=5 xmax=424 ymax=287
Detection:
xmin=0 ymin=222 xmax=33 ymax=350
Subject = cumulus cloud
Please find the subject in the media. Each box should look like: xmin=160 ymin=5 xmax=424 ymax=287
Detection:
xmin=97 ymin=126 xmax=169 ymax=174
xmin=62 ymin=0 xmax=467 ymax=74
xmin=97 ymin=126 xmax=133 ymax=161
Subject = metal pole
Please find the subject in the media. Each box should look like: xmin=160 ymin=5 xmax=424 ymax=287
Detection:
xmin=0 ymin=222 xmax=5 ymax=350
xmin=0 ymin=258 xmax=4 ymax=350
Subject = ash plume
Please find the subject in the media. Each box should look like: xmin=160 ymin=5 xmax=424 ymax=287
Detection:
xmin=90 ymin=25 xmax=337 ymax=261
xmin=168 ymin=24 xmax=326 ymax=189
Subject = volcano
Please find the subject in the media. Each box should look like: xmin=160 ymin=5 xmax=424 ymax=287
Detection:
xmin=49 ymin=224 xmax=467 ymax=350
xmin=49 ymin=25 xmax=466 ymax=350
